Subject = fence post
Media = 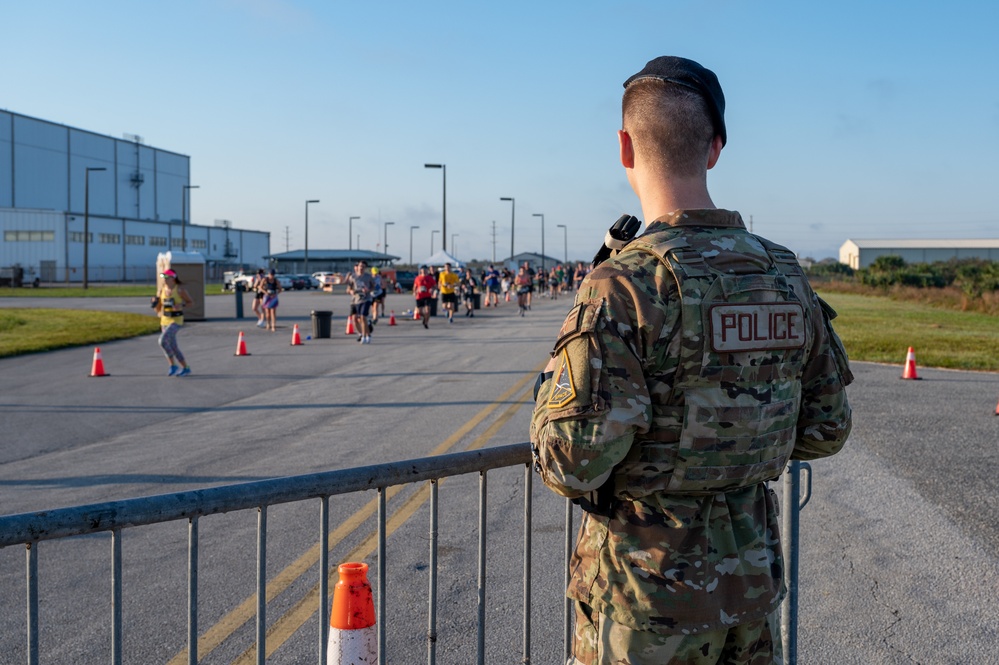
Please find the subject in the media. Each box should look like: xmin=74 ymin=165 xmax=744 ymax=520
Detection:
xmin=780 ymin=461 xmax=812 ymax=665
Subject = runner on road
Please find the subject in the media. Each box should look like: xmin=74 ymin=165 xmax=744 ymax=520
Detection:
xmin=413 ymin=265 xmax=437 ymax=329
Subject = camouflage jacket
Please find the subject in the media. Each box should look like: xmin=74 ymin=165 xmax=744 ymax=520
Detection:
xmin=530 ymin=209 xmax=853 ymax=634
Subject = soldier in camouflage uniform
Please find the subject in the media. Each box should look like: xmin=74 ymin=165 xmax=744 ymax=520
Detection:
xmin=530 ymin=56 xmax=853 ymax=664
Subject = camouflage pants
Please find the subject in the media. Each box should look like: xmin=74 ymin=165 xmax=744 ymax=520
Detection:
xmin=567 ymin=601 xmax=782 ymax=665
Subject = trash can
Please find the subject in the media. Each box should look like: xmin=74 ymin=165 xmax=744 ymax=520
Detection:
xmin=429 ymin=297 xmax=438 ymax=317
xmin=311 ymin=310 xmax=333 ymax=339
xmin=472 ymin=293 xmax=481 ymax=310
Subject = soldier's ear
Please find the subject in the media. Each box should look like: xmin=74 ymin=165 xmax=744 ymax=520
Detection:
xmin=706 ymin=135 xmax=723 ymax=170
xmin=618 ymin=130 xmax=635 ymax=169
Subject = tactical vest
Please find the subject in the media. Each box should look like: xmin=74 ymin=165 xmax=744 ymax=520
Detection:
xmin=612 ymin=226 xmax=814 ymax=497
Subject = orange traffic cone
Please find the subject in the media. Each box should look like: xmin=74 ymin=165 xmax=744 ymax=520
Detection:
xmin=327 ymin=562 xmax=376 ymax=663
xmin=345 ymin=316 xmax=356 ymax=335
xmin=389 ymin=310 xmax=397 ymax=326
xmin=290 ymin=323 xmax=303 ymax=346
xmin=89 ymin=347 xmax=108 ymax=377
xmin=234 ymin=331 xmax=251 ymax=356
xmin=994 ymin=397 xmax=999 ymax=416
xmin=901 ymin=346 xmax=920 ymax=380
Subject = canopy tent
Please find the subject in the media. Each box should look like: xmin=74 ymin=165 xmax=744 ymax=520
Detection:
xmin=419 ymin=250 xmax=464 ymax=270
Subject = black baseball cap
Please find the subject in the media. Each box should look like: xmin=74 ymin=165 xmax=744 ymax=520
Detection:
xmin=624 ymin=56 xmax=727 ymax=146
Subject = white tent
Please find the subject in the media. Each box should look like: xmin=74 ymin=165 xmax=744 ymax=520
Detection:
xmin=420 ymin=250 xmax=464 ymax=269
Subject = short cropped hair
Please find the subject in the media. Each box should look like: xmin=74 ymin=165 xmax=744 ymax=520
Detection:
xmin=622 ymin=78 xmax=715 ymax=179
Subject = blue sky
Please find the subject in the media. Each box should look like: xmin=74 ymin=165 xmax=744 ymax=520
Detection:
xmin=4 ymin=0 xmax=997 ymax=263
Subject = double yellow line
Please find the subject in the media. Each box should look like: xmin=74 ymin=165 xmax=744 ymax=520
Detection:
xmin=168 ymin=364 xmax=543 ymax=665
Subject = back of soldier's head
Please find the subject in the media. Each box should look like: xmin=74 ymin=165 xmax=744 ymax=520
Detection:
xmin=622 ymin=78 xmax=715 ymax=179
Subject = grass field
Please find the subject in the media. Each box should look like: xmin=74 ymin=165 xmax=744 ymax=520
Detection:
xmin=0 ymin=284 xmax=226 ymax=297
xmin=817 ymin=291 xmax=999 ymax=372
xmin=0 ymin=309 xmax=162 ymax=358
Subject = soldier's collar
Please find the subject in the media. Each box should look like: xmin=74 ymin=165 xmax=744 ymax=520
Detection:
xmin=649 ymin=209 xmax=746 ymax=230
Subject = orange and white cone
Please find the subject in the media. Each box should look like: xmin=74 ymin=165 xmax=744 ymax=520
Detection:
xmin=327 ymin=562 xmax=376 ymax=664
xmin=345 ymin=317 xmax=356 ymax=335
xmin=89 ymin=347 xmax=108 ymax=377
xmin=234 ymin=331 xmax=251 ymax=356
xmin=389 ymin=310 xmax=397 ymax=326
xmin=290 ymin=323 xmax=303 ymax=346
xmin=994 ymin=396 xmax=999 ymax=416
xmin=901 ymin=346 xmax=920 ymax=380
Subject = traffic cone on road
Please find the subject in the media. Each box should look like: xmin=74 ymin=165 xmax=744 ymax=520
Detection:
xmin=389 ymin=310 xmax=397 ymax=326
xmin=345 ymin=317 xmax=356 ymax=335
xmin=327 ymin=562 xmax=376 ymax=664
xmin=994 ymin=397 xmax=999 ymax=416
xmin=234 ymin=331 xmax=251 ymax=356
xmin=290 ymin=323 xmax=303 ymax=346
xmin=89 ymin=347 xmax=108 ymax=377
xmin=901 ymin=346 xmax=920 ymax=380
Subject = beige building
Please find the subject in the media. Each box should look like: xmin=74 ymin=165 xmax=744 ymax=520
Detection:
xmin=839 ymin=239 xmax=999 ymax=270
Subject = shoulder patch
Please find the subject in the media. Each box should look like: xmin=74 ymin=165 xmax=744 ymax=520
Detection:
xmin=547 ymin=348 xmax=577 ymax=409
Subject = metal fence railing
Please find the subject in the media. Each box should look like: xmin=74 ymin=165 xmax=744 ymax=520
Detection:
xmin=0 ymin=444 xmax=809 ymax=665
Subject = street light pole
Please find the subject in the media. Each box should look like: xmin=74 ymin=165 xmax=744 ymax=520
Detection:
xmin=557 ymin=224 xmax=567 ymax=264
xmin=431 ymin=230 xmax=439 ymax=255
xmin=384 ymin=221 xmax=395 ymax=259
xmin=500 ymin=197 xmax=514 ymax=263
xmin=533 ymin=213 xmax=545 ymax=274
xmin=181 ymin=185 xmax=200 ymax=252
xmin=304 ymin=200 xmax=319 ymax=275
xmin=349 ymin=216 xmax=360 ymax=251
xmin=83 ymin=166 xmax=106 ymax=290
xmin=451 ymin=233 xmax=458 ymax=259
xmin=410 ymin=225 xmax=420 ymax=265
xmin=424 ymin=163 xmax=446 ymax=251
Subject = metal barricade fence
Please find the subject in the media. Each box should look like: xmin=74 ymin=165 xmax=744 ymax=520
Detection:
xmin=0 ymin=444 xmax=809 ymax=665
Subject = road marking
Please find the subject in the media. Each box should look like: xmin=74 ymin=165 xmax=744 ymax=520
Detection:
xmin=231 ymin=381 xmax=536 ymax=663
xmin=167 ymin=363 xmax=543 ymax=665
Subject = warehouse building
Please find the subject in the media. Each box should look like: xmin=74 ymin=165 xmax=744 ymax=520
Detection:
xmin=0 ymin=109 xmax=269 ymax=284
xmin=839 ymin=239 xmax=999 ymax=270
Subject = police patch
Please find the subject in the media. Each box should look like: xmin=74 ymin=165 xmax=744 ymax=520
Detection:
xmin=547 ymin=348 xmax=577 ymax=409
xmin=710 ymin=303 xmax=806 ymax=352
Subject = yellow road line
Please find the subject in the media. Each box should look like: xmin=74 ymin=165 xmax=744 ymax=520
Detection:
xmin=232 ymin=383 xmax=536 ymax=663
xmin=168 ymin=365 xmax=543 ymax=665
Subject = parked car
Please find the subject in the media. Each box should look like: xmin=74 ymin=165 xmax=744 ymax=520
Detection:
xmin=394 ymin=270 xmax=416 ymax=291
xmin=294 ymin=274 xmax=320 ymax=289
xmin=222 ymin=271 xmax=256 ymax=291
xmin=274 ymin=274 xmax=295 ymax=290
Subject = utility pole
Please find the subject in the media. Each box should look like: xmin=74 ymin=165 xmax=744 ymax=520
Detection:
xmin=284 ymin=226 xmax=291 ymax=252
xmin=491 ymin=220 xmax=497 ymax=263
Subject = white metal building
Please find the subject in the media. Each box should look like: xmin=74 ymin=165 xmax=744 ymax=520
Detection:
xmin=1 ymin=109 xmax=269 ymax=283
xmin=839 ymin=239 xmax=999 ymax=270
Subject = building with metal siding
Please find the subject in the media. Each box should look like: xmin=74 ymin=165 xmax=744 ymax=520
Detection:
xmin=0 ymin=109 xmax=270 ymax=283
xmin=839 ymin=239 xmax=999 ymax=270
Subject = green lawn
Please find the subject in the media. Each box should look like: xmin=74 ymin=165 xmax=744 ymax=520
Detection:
xmin=0 ymin=309 xmax=162 ymax=358
xmin=0 ymin=284 xmax=227 ymax=297
xmin=818 ymin=291 xmax=999 ymax=371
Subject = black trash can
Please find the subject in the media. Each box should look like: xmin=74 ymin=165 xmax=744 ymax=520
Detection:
xmin=311 ymin=310 xmax=333 ymax=338
xmin=429 ymin=298 xmax=438 ymax=317
xmin=472 ymin=293 xmax=481 ymax=310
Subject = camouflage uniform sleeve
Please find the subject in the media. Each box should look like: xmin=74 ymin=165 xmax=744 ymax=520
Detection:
xmin=529 ymin=263 xmax=656 ymax=498
xmin=793 ymin=294 xmax=854 ymax=460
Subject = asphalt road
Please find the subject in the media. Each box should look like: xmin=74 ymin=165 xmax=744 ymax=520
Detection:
xmin=1 ymin=289 xmax=998 ymax=664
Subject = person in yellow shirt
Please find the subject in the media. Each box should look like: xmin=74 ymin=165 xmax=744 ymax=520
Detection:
xmin=154 ymin=269 xmax=194 ymax=376
xmin=437 ymin=262 xmax=460 ymax=323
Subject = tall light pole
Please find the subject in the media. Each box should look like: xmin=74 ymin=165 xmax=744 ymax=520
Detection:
xmin=83 ymin=166 xmax=106 ymax=290
xmin=533 ymin=213 xmax=545 ymax=274
xmin=181 ymin=184 xmax=200 ymax=251
xmin=349 ymin=216 xmax=360 ymax=251
xmin=304 ymin=199 xmax=319 ymax=275
xmin=410 ymin=225 xmax=420 ymax=265
xmin=500 ymin=197 xmax=514 ymax=263
xmin=384 ymin=221 xmax=395 ymax=259
xmin=424 ymin=163 xmax=446 ymax=251
xmin=431 ymin=229 xmax=439 ymax=255
xmin=451 ymin=233 xmax=459 ymax=259
xmin=557 ymin=224 xmax=567 ymax=264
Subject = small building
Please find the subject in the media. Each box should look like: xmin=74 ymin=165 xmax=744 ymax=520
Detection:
xmin=839 ymin=239 xmax=999 ymax=270
xmin=266 ymin=249 xmax=399 ymax=275
xmin=503 ymin=252 xmax=563 ymax=273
